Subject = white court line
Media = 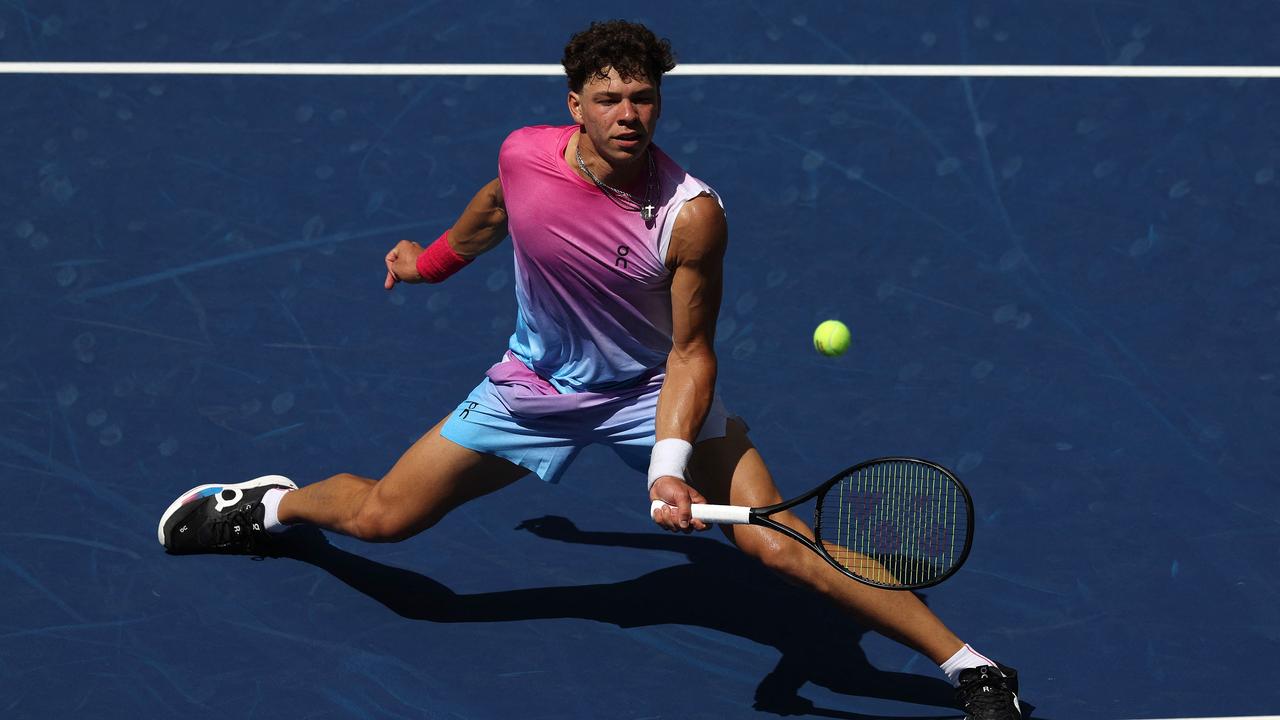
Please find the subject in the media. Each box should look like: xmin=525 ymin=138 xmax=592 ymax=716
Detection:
xmin=1129 ymin=717 xmax=1280 ymax=720
xmin=1 ymin=62 xmax=1280 ymax=77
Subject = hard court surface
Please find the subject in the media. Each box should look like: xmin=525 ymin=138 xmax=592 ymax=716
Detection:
xmin=2 ymin=2 xmax=1278 ymax=719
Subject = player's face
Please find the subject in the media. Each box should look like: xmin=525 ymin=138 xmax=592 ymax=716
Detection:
xmin=568 ymin=66 xmax=661 ymax=166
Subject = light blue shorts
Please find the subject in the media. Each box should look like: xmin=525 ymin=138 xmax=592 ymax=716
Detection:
xmin=439 ymin=355 xmax=734 ymax=483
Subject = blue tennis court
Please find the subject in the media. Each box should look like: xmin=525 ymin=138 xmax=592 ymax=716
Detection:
xmin=3 ymin=2 xmax=1279 ymax=718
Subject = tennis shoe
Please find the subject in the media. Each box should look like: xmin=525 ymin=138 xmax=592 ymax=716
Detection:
xmin=158 ymin=475 xmax=297 ymax=554
xmin=955 ymin=663 xmax=1022 ymax=720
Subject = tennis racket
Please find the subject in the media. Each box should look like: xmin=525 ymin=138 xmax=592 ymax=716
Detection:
xmin=650 ymin=456 xmax=973 ymax=590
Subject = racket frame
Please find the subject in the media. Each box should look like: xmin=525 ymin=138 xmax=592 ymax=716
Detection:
xmin=746 ymin=456 xmax=974 ymax=590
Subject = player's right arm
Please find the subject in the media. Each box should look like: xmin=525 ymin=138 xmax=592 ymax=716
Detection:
xmin=383 ymin=177 xmax=508 ymax=289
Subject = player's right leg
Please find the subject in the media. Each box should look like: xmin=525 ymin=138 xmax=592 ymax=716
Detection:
xmin=277 ymin=416 xmax=530 ymax=541
xmin=158 ymin=415 xmax=529 ymax=554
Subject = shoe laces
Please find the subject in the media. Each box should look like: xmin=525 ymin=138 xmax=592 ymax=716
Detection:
xmin=201 ymin=507 xmax=260 ymax=551
xmin=957 ymin=668 xmax=1018 ymax=719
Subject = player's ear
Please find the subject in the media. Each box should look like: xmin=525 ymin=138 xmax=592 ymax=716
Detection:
xmin=567 ymin=91 xmax=584 ymax=126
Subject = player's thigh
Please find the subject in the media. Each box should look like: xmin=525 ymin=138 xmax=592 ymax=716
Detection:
xmin=687 ymin=418 xmax=810 ymax=550
xmin=364 ymin=415 xmax=530 ymax=534
xmin=688 ymin=417 xmax=782 ymax=508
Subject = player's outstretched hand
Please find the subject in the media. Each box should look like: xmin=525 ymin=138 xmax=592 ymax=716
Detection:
xmin=384 ymin=239 xmax=424 ymax=289
xmin=650 ymin=476 xmax=709 ymax=533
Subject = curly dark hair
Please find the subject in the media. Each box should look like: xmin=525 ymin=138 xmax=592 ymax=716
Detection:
xmin=561 ymin=20 xmax=676 ymax=92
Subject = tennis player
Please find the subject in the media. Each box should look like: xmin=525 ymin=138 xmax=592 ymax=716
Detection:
xmin=157 ymin=20 xmax=1022 ymax=720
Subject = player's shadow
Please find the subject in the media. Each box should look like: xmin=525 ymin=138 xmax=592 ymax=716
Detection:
xmin=282 ymin=517 xmax=1016 ymax=719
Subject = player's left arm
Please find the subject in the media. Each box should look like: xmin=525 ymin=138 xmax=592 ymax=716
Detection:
xmin=650 ymin=193 xmax=727 ymax=533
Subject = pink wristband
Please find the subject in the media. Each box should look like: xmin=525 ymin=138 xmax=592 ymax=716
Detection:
xmin=415 ymin=231 xmax=474 ymax=283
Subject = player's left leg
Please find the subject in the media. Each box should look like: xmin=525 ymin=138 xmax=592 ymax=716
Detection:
xmin=687 ymin=418 xmax=1023 ymax=719
xmin=686 ymin=418 xmax=964 ymax=663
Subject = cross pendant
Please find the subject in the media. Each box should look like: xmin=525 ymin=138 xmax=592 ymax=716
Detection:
xmin=641 ymin=204 xmax=656 ymax=221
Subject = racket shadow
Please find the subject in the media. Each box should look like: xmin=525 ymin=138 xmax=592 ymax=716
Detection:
xmin=276 ymin=518 xmax=1000 ymax=719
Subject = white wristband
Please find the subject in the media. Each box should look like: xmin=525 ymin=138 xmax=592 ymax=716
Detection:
xmin=647 ymin=438 xmax=694 ymax=491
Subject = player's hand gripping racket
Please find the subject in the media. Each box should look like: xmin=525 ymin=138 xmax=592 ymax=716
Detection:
xmin=650 ymin=457 xmax=973 ymax=590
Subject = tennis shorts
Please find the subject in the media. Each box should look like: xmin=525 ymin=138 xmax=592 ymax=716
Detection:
xmin=440 ymin=352 xmax=734 ymax=483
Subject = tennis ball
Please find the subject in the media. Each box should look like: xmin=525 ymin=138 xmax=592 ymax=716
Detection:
xmin=813 ymin=319 xmax=851 ymax=357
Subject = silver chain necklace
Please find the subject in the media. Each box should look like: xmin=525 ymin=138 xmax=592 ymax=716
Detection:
xmin=575 ymin=142 xmax=659 ymax=222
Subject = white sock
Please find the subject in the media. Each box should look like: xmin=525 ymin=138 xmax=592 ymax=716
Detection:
xmin=260 ymin=488 xmax=293 ymax=534
xmin=940 ymin=643 xmax=999 ymax=686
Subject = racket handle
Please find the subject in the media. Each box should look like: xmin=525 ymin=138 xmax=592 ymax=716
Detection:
xmin=649 ymin=500 xmax=751 ymax=525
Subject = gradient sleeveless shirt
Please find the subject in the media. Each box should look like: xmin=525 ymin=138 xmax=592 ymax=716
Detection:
xmin=494 ymin=125 xmax=721 ymax=397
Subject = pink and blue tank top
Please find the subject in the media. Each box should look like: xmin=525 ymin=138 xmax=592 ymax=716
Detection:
xmin=492 ymin=124 xmax=721 ymax=401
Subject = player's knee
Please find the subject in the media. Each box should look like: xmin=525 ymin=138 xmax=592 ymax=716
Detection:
xmin=737 ymin=530 xmax=812 ymax=586
xmin=350 ymin=498 xmax=429 ymax=543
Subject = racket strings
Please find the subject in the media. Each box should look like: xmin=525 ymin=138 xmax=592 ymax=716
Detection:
xmin=816 ymin=460 xmax=969 ymax=588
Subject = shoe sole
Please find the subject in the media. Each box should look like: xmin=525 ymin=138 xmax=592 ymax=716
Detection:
xmin=157 ymin=475 xmax=298 ymax=547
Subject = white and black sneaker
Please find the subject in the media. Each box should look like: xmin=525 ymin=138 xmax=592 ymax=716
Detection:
xmin=158 ymin=475 xmax=297 ymax=554
xmin=956 ymin=663 xmax=1022 ymax=720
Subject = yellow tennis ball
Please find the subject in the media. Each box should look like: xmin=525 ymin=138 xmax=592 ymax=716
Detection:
xmin=813 ymin=320 xmax=851 ymax=356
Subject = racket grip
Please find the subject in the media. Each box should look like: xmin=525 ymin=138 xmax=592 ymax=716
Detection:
xmin=649 ymin=500 xmax=751 ymax=525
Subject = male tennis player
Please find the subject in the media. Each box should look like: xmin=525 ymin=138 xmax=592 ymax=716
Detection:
xmin=157 ymin=20 xmax=1022 ymax=720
